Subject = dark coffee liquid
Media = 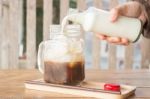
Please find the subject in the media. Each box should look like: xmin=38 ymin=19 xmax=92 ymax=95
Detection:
xmin=44 ymin=61 xmax=85 ymax=85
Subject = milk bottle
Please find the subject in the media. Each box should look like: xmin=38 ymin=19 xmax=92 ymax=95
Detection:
xmin=62 ymin=7 xmax=142 ymax=42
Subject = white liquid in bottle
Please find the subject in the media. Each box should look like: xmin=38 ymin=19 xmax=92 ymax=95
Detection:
xmin=61 ymin=7 xmax=142 ymax=43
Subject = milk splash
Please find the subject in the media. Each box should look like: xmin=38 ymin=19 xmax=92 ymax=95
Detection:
xmin=45 ymin=15 xmax=83 ymax=62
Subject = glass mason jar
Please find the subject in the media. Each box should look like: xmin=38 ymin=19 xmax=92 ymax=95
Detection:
xmin=37 ymin=25 xmax=85 ymax=85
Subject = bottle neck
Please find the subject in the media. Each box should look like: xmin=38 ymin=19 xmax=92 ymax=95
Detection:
xmin=67 ymin=13 xmax=85 ymax=25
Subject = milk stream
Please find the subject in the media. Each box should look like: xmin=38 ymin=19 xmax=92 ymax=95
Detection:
xmin=43 ymin=16 xmax=84 ymax=63
xmin=61 ymin=15 xmax=72 ymax=35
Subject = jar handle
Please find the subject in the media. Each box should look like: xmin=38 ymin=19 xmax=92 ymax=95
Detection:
xmin=37 ymin=42 xmax=44 ymax=74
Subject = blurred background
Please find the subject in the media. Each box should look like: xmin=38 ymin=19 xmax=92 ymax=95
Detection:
xmin=0 ymin=0 xmax=149 ymax=70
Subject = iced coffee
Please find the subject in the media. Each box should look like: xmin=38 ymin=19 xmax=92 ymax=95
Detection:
xmin=37 ymin=25 xmax=85 ymax=85
xmin=44 ymin=59 xmax=84 ymax=85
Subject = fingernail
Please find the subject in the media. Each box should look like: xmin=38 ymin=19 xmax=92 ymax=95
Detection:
xmin=124 ymin=43 xmax=129 ymax=46
xmin=110 ymin=9 xmax=115 ymax=22
xmin=110 ymin=9 xmax=118 ymax=22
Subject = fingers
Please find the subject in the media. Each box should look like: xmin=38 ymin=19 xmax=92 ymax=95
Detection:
xmin=121 ymin=38 xmax=129 ymax=44
xmin=96 ymin=34 xmax=107 ymax=40
xmin=96 ymin=34 xmax=129 ymax=46
xmin=110 ymin=4 xmax=126 ymax=22
xmin=110 ymin=8 xmax=120 ymax=22
xmin=107 ymin=37 xmax=129 ymax=45
xmin=120 ymin=38 xmax=129 ymax=45
xmin=107 ymin=37 xmax=121 ymax=43
xmin=110 ymin=2 xmax=133 ymax=22
xmin=110 ymin=1 xmax=143 ymax=22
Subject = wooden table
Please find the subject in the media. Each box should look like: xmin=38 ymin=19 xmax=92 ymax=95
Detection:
xmin=0 ymin=69 xmax=150 ymax=99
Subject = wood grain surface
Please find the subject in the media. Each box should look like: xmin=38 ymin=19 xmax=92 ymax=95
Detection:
xmin=0 ymin=69 xmax=150 ymax=99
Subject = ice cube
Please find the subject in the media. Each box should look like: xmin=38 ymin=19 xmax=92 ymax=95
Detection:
xmin=44 ymin=40 xmax=69 ymax=61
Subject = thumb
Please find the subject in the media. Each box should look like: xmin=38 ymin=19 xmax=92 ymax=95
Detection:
xmin=110 ymin=4 xmax=127 ymax=22
xmin=110 ymin=8 xmax=120 ymax=22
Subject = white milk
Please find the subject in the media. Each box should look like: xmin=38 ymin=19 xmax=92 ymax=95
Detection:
xmin=43 ymin=25 xmax=83 ymax=62
xmin=61 ymin=7 xmax=142 ymax=43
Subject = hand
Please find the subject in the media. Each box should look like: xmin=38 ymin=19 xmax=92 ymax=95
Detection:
xmin=97 ymin=1 xmax=147 ymax=45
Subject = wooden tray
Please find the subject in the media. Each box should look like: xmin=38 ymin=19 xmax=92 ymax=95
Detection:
xmin=25 ymin=79 xmax=136 ymax=99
